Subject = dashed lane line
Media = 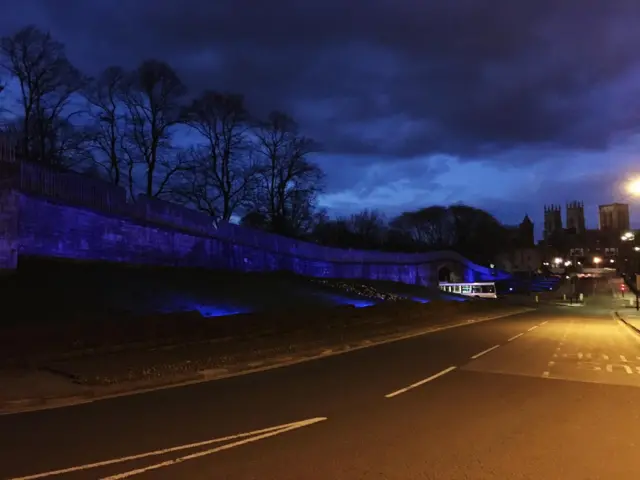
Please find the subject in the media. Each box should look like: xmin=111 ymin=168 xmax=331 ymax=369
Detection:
xmin=385 ymin=366 xmax=457 ymax=398
xmin=470 ymin=344 xmax=501 ymax=360
xmin=384 ymin=319 xmax=550 ymax=399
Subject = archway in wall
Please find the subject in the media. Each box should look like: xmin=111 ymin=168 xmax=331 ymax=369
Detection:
xmin=438 ymin=261 xmax=467 ymax=283
xmin=438 ymin=266 xmax=452 ymax=282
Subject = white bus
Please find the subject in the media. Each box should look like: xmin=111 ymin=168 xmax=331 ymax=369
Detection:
xmin=439 ymin=282 xmax=498 ymax=299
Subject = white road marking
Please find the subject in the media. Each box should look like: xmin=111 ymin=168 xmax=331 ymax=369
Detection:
xmin=8 ymin=417 xmax=327 ymax=480
xmin=577 ymin=361 xmax=602 ymax=371
xmin=548 ymin=361 xmax=555 ymax=367
xmin=601 ymin=354 xmax=609 ymax=360
xmin=606 ymin=364 xmax=633 ymax=374
xmin=528 ymin=325 xmax=538 ymax=331
xmin=540 ymin=320 xmax=548 ymax=325
xmin=542 ymin=371 xmax=550 ymax=377
xmin=508 ymin=333 xmax=523 ymax=341
xmin=470 ymin=344 xmax=500 ymax=360
xmin=385 ymin=366 xmax=457 ymax=398
xmin=620 ymin=355 xmax=628 ymax=362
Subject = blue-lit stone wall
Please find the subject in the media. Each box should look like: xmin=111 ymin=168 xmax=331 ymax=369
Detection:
xmin=2 ymin=188 xmax=510 ymax=286
xmin=0 ymin=189 xmax=18 ymax=270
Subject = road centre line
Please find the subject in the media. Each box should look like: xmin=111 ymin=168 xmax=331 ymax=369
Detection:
xmin=385 ymin=366 xmax=457 ymax=398
xmin=9 ymin=417 xmax=327 ymax=480
xmin=508 ymin=332 xmax=524 ymax=341
xmin=471 ymin=344 xmax=500 ymax=359
xmin=528 ymin=325 xmax=538 ymax=331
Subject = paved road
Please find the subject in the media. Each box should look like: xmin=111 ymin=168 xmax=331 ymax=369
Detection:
xmin=2 ymin=301 xmax=640 ymax=479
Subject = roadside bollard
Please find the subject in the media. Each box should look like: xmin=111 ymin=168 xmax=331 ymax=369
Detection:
xmin=563 ymin=294 xmax=566 ymax=301
xmin=535 ymin=295 xmax=539 ymax=303
xmin=579 ymin=293 xmax=584 ymax=303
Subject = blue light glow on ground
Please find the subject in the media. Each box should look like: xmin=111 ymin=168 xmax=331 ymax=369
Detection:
xmin=439 ymin=294 xmax=468 ymax=302
xmin=193 ymin=305 xmax=251 ymax=317
xmin=319 ymin=294 xmax=377 ymax=308
xmin=410 ymin=297 xmax=430 ymax=303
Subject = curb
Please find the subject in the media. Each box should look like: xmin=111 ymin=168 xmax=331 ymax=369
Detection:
xmin=0 ymin=307 xmax=534 ymax=416
xmin=614 ymin=311 xmax=640 ymax=336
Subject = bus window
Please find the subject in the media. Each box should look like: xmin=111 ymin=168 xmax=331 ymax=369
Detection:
xmin=472 ymin=285 xmax=482 ymax=293
xmin=462 ymin=285 xmax=472 ymax=294
xmin=454 ymin=285 xmax=461 ymax=293
xmin=481 ymin=285 xmax=496 ymax=293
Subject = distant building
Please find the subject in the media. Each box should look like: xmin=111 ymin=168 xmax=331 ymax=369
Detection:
xmin=565 ymin=201 xmax=585 ymax=235
xmin=499 ymin=215 xmax=539 ymax=273
xmin=543 ymin=205 xmax=562 ymax=241
xmin=538 ymin=201 xmax=632 ymax=268
xmin=599 ymin=203 xmax=630 ymax=232
xmin=496 ymin=247 xmax=541 ymax=274
xmin=505 ymin=214 xmax=535 ymax=248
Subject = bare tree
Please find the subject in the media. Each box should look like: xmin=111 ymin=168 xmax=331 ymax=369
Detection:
xmin=390 ymin=206 xmax=452 ymax=248
xmin=0 ymin=81 xmax=7 ymax=115
xmin=389 ymin=204 xmax=509 ymax=262
xmin=0 ymin=26 xmax=85 ymax=166
xmin=83 ymin=66 xmax=128 ymax=185
xmin=447 ymin=204 xmax=509 ymax=263
xmin=312 ymin=217 xmax=354 ymax=248
xmin=177 ymin=92 xmax=255 ymax=224
xmin=252 ymin=111 xmax=324 ymax=236
xmin=348 ymin=209 xmax=388 ymax=248
xmin=121 ymin=59 xmax=186 ymax=198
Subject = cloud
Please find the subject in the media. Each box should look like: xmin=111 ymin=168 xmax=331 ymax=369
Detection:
xmin=3 ymin=0 xmax=640 ymax=231
xmin=4 ymin=0 xmax=640 ymax=161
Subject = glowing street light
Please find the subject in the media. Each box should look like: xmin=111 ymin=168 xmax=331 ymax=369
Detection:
xmin=622 ymin=231 xmax=635 ymax=241
xmin=626 ymin=177 xmax=640 ymax=197
xmin=553 ymin=257 xmax=563 ymax=265
xmin=593 ymin=256 xmax=602 ymax=265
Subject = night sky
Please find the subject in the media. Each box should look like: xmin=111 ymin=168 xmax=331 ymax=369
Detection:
xmin=3 ymin=1 xmax=640 ymax=238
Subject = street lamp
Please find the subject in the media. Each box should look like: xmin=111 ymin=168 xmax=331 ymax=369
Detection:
xmin=593 ymin=256 xmax=602 ymax=265
xmin=626 ymin=177 xmax=640 ymax=197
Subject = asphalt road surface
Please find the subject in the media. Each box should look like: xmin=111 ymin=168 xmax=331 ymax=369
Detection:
xmin=2 ymin=298 xmax=640 ymax=479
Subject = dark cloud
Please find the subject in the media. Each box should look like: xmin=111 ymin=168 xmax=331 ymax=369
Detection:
xmin=3 ymin=0 xmax=640 ymax=160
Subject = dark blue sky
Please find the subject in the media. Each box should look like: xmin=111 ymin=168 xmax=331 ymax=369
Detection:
xmin=3 ymin=0 xmax=640 ymax=238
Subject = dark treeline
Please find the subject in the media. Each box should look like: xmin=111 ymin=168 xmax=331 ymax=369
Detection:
xmin=0 ymin=25 xmax=512 ymax=264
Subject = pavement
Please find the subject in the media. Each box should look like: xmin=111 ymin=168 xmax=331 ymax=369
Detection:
xmin=3 ymin=296 xmax=640 ymax=479
xmin=0 ymin=303 xmax=531 ymax=414
xmin=617 ymin=308 xmax=640 ymax=334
